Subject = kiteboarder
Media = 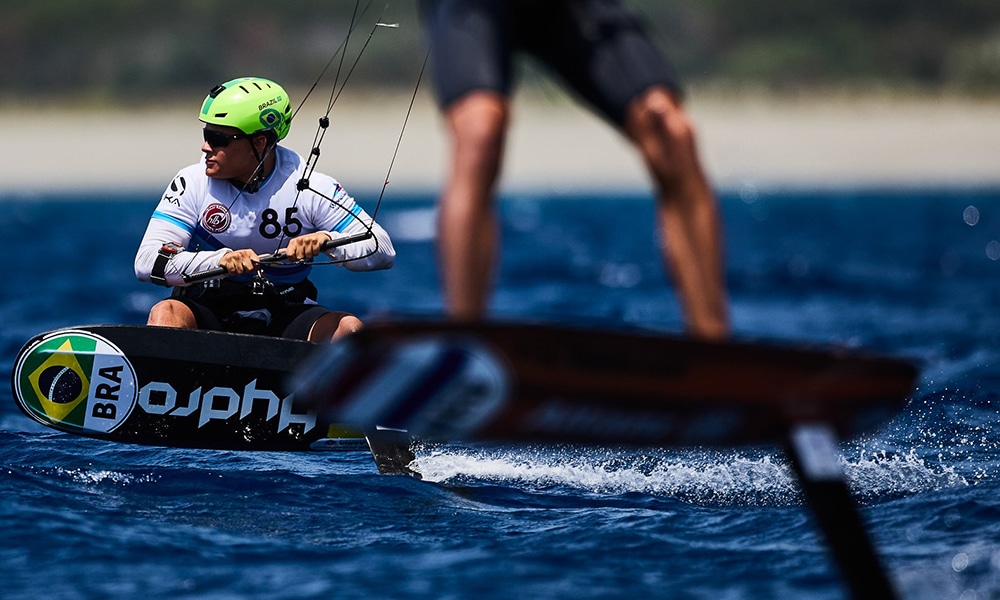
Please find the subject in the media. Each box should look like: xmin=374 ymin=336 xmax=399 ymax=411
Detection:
xmin=135 ymin=76 xmax=395 ymax=341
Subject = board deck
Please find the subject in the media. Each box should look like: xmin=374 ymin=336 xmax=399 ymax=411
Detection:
xmin=294 ymin=320 xmax=919 ymax=448
xmin=11 ymin=325 xmax=367 ymax=451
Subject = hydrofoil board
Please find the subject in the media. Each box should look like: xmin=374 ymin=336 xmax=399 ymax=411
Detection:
xmin=294 ymin=320 xmax=918 ymax=448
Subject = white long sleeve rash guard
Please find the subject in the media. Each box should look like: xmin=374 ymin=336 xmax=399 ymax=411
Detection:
xmin=135 ymin=145 xmax=395 ymax=287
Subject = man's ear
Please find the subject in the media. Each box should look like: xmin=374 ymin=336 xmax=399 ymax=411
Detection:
xmin=252 ymin=134 xmax=270 ymax=154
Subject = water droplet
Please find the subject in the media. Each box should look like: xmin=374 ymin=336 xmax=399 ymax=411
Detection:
xmin=964 ymin=205 xmax=980 ymax=226
xmin=986 ymin=240 xmax=1000 ymax=261
xmin=952 ymin=552 xmax=970 ymax=572
xmin=740 ymin=183 xmax=759 ymax=204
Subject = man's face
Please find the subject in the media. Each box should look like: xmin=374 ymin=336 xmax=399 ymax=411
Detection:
xmin=201 ymin=125 xmax=261 ymax=180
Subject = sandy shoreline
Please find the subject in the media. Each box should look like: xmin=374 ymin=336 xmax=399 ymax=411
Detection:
xmin=5 ymin=91 xmax=1000 ymax=197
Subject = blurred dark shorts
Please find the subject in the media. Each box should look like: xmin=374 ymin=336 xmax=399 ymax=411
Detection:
xmin=419 ymin=0 xmax=682 ymax=126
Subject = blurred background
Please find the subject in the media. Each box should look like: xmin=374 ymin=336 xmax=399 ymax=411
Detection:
xmin=4 ymin=0 xmax=1000 ymax=193
xmin=5 ymin=0 xmax=1000 ymax=100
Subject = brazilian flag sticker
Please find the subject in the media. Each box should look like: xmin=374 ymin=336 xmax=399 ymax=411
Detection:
xmin=13 ymin=330 xmax=137 ymax=434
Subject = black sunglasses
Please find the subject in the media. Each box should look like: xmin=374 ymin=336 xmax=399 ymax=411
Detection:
xmin=203 ymin=128 xmax=249 ymax=147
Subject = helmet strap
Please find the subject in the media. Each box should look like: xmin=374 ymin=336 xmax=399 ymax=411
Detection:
xmin=235 ymin=134 xmax=277 ymax=193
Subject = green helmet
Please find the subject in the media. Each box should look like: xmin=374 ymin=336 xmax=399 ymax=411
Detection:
xmin=199 ymin=77 xmax=292 ymax=140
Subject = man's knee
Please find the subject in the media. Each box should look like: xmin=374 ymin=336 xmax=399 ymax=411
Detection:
xmin=627 ymin=88 xmax=705 ymax=192
xmin=147 ymin=299 xmax=196 ymax=328
xmin=447 ymin=91 xmax=509 ymax=149
xmin=629 ymin=87 xmax=697 ymax=149
xmin=308 ymin=312 xmax=363 ymax=342
xmin=333 ymin=315 xmax=363 ymax=339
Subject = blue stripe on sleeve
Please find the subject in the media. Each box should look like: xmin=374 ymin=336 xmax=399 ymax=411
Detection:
xmin=152 ymin=210 xmax=195 ymax=233
xmin=332 ymin=204 xmax=364 ymax=233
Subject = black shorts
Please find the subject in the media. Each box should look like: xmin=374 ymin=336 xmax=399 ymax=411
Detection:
xmin=172 ymin=279 xmax=332 ymax=340
xmin=418 ymin=0 xmax=682 ymax=126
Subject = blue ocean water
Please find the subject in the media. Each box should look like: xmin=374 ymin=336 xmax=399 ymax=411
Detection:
xmin=2 ymin=187 xmax=1000 ymax=599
